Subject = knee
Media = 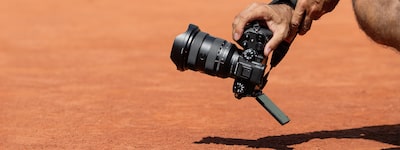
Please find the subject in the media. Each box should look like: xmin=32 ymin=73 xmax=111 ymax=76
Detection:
xmin=352 ymin=0 xmax=400 ymax=50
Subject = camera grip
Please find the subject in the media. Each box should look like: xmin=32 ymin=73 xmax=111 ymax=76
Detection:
xmin=255 ymin=93 xmax=290 ymax=125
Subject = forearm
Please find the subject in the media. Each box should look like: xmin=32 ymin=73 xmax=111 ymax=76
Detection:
xmin=352 ymin=0 xmax=400 ymax=50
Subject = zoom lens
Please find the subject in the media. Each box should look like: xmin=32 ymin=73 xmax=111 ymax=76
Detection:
xmin=171 ymin=24 xmax=240 ymax=78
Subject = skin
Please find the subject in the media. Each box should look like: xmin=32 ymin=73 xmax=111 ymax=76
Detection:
xmin=232 ymin=0 xmax=400 ymax=56
xmin=352 ymin=0 xmax=400 ymax=51
xmin=291 ymin=0 xmax=339 ymax=35
xmin=232 ymin=3 xmax=296 ymax=56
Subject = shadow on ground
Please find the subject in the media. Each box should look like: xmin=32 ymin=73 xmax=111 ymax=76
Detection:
xmin=194 ymin=124 xmax=400 ymax=150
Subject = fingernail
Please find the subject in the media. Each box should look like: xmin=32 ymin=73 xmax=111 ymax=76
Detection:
xmin=234 ymin=33 xmax=240 ymax=41
xmin=265 ymin=47 xmax=272 ymax=56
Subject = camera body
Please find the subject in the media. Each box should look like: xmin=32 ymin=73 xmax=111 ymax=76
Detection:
xmin=170 ymin=21 xmax=289 ymax=99
xmin=232 ymin=22 xmax=272 ymax=99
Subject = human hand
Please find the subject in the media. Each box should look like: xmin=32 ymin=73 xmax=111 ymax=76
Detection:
xmin=232 ymin=3 xmax=296 ymax=56
xmin=292 ymin=0 xmax=339 ymax=35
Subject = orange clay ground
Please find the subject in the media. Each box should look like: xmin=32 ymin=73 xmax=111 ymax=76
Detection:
xmin=0 ymin=0 xmax=399 ymax=149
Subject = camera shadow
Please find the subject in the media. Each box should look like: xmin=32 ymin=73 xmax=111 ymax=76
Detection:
xmin=194 ymin=124 xmax=400 ymax=150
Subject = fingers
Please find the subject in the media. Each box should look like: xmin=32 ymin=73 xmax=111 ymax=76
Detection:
xmin=232 ymin=3 xmax=293 ymax=56
xmin=291 ymin=0 xmax=322 ymax=35
xmin=298 ymin=15 xmax=312 ymax=35
xmin=264 ymin=22 xmax=289 ymax=56
xmin=263 ymin=5 xmax=293 ymax=56
xmin=232 ymin=3 xmax=269 ymax=41
xmin=292 ymin=0 xmax=315 ymax=35
xmin=232 ymin=4 xmax=253 ymax=41
xmin=291 ymin=3 xmax=306 ymax=33
xmin=232 ymin=13 xmax=246 ymax=41
xmin=264 ymin=31 xmax=286 ymax=56
xmin=285 ymin=26 xmax=298 ymax=43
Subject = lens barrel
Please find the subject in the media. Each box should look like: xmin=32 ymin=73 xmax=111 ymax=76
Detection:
xmin=171 ymin=24 xmax=239 ymax=78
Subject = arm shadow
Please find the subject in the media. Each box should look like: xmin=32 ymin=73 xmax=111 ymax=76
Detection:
xmin=194 ymin=124 xmax=400 ymax=149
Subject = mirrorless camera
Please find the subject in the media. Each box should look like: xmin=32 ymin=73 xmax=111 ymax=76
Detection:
xmin=170 ymin=22 xmax=292 ymax=125
xmin=171 ymin=22 xmax=290 ymax=98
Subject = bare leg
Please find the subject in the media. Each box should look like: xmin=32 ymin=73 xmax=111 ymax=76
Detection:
xmin=352 ymin=0 xmax=400 ymax=51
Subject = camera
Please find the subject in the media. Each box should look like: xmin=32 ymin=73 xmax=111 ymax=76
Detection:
xmin=170 ymin=21 xmax=290 ymax=99
xmin=170 ymin=22 xmax=292 ymax=125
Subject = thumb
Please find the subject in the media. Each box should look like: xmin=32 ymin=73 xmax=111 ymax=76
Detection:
xmin=264 ymin=31 xmax=285 ymax=56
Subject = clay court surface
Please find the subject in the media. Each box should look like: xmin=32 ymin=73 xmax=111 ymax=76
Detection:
xmin=0 ymin=0 xmax=399 ymax=149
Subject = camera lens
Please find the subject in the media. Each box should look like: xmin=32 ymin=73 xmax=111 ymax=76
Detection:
xmin=171 ymin=24 xmax=240 ymax=78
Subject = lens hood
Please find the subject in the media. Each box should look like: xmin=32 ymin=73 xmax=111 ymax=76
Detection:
xmin=170 ymin=24 xmax=200 ymax=71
